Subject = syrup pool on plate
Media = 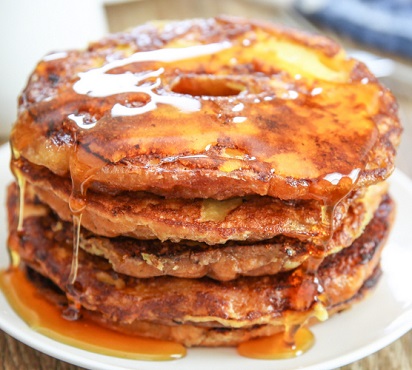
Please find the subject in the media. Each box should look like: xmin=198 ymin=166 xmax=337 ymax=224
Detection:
xmin=0 ymin=267 xmax=186 ymax=361
xmin=238 ymin=326 xmax=315 ymax=360
xmin=0 ymin=265 xmax=317 ymax=361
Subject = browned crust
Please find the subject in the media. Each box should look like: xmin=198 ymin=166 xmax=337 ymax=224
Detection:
xmin=14 ymin=160 xmax=386 ymax=248
xmin=7 ymin=181 xmax=386 ymax=280
xmin=21 ymin=263 xmax=383 ymax=347
xmin=7 ymin=183 xmax=394 ymax=343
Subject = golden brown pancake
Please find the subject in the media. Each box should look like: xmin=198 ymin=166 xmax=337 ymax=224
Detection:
xmin=14 ymin=159 xmax=387 ymax=245
xmin=24 ymin=264 xmax=383 ymax=347
xmin=8 ymin=182 xmax=385 ymax=280
xmin=7 ymin=182 xmax=395 ymax=346
xmin=10 ymin=16 xmax=401 ymax=204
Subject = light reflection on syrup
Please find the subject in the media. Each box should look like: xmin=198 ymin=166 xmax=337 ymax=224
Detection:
xmin=237 ymin=326 xmax=315 ymax=360
xmin=72 ymin=42 xmax=233 ymax=118
xmin=323 ymin=168 xmax=361 ymax=186
xmin=74 ymin=67 xmax=201 ymax=117
xmin=68 ymin=113 xmax=97 ymax=130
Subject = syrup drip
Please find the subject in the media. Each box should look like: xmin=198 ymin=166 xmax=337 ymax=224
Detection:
xmin=0 ymin=268 xmax=186 ymax=361
xmin=68 ymin=213 xmax=82 ymax=285
xmin=283 ymin=323 xmax=301 ymax=347
xmin=7 ymin=250 xmax=21 ymax=269
xmin=67 ymin=145 xmax=108 ymax=286
xmin=281 ymin=256 xmax=328 ymax=352
xmin=62 ymin=299 xmax=82 ymax=321
xmin=10 ymin=156 xmax=26 ymax=233
xmin=9 ymin=150 xmax=25 ymax=267
xmin=16 ymin=170 xmax=26 ymax=233
xmin=237 ymin=326 xmax=315 ymax=360
xmin=291 ymin=256 xmax=328 ymax=310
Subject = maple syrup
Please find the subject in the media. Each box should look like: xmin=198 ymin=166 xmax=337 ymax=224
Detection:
xmin=237 ymin=326 xmax=314 ymax=360
xmin=10 ymin=154 xmax=26 ymax=232
xmin=67 ymin=144 xmax=109 ymax=286
xmin=0 ymin=265 xmax=319 ymax=362
xmin=68 ymin=213 xmax=82 ymax=285
xmin=0 ymin=267 xmax=186 ymax=361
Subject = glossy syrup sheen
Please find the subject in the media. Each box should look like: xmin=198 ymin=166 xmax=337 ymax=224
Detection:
xmin=237 ymin=326 xmax=315 ymax=359
xmin=9 ymin=18 xmax=398 ymax=204
xmin=0 ymin=268 xmax=186 ymax=361
xmin=60 ymin=44 xmax=378 ymax=180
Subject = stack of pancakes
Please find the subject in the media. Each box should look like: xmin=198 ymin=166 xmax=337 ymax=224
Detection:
xmin=7 ymin=16 xmax=402 ymax=346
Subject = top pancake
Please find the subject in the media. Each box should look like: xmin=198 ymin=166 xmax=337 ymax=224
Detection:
xmin=10 ymin=16 xmax=401 ymax=202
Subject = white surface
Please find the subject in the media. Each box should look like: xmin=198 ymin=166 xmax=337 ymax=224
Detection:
xmin=0 ymin=0 xmax=108 ymax=138
xmin=0 ymin=143 xmax=411 ymax=370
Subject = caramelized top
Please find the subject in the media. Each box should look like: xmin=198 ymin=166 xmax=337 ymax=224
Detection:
xmin=10 ymin=16 xmax=402 ymax=202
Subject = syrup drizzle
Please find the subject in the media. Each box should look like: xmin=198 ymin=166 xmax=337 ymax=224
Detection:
xmin=68 ymin=213 xmax=82 ymax=285
xmin=15 ymin=169 xmax=26 ymax=233
xmin=10 ymin=148 xmax=26 ymax=232
xmin=76 ymin=66 xmax=201 ymax=117
xmin=72 ymin=43 xmax=232 ymax=117
xmin=281 ymin=256 xmax=329 ymax=355
xmin=67 ymin=143 xmax=109 ymax=286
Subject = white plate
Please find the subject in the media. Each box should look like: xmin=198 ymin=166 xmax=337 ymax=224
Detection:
xmin=1 ymin=143 xmax=411 ymax=370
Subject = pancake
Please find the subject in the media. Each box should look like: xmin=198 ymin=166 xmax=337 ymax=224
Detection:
xmin=8 ymin=182 xmax=385 ymax=280
xmin=77 ymin=179 xmax=385 ymax=280
xmin=7 ymin=182 xmax=395 ymax=346
xmin=23 ymin=264 xmax=383 ymax=347
xmin=10 ymin=16 xmax=401 ymax=204
xmin=14 ymin=159 xmax=387 ymax=245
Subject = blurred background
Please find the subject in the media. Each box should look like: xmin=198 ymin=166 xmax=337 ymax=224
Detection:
xmin=0 ymin=0 xmax=411 ymax=176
